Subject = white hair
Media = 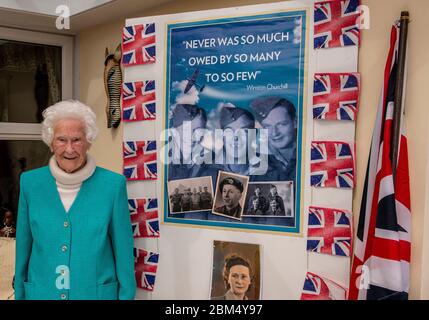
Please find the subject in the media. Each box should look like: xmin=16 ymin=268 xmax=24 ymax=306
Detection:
xmin=41 ymin=100 xmax=99 ymax=147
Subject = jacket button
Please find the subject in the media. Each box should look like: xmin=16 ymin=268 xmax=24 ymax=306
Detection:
xmin=61 ymin=245 xmax=68 ymax=252
xmin=60 ymin=293 xmax=66 ymax=300
xmin=63 ymin=221 xmax=69 ymax=228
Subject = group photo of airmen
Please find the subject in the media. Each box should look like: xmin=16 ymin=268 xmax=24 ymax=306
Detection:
xmin=168 ymin=176 xmax=214 ymax=214
xmin=242 ymin=182 xmax=294 ymax=217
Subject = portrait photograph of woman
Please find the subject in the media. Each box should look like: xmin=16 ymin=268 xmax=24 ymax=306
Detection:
xmin=210 ymin=240 xmax=261 ymax=300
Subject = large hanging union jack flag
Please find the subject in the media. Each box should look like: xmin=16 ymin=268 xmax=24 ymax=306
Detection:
xmin=134 ymin=248 xmax=159 ymax=291
xmin=122 ymin=80 xmax=156 ymax=121
xmin=310 ymin=141 xmax=355 ymax=188
xmin=313 ymin=72 xmax=360 ymax=121
xmin=301 ymin=272 xmax=347 ymax=300
xmin=122 ymin=23 xmax=156 ymax=66
xmin=306 ymin=206 xmax=352 ymax=257
xmin=314 ymin=0 xmax=361 ymax=49
xmin=349 ymin=25 xmax=411 ymax=300
xmin=123 ymin=140 xmax=157 ymax=181
xmin=129 ymin=198 xmax=160 ymax=238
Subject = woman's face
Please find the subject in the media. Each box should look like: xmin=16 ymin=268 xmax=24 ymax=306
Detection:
xmin=52 ymin=118 xmax=90 ymax=173
xmin=228 ymin=265 xmax=251 ymax=297
xmin=261 ymin=106 xmax=296 ymax=150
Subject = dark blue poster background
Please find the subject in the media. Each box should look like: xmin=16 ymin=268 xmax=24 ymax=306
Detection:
xmin=163 ymin=10 xmax=307 ymax=234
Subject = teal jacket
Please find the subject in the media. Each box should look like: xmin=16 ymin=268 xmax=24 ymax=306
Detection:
xmin=15 ymin=166 xmax=136 ymax=300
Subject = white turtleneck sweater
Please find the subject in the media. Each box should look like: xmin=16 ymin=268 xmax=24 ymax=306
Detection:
xmin=49 ymin=155 xmax=96 ymax=212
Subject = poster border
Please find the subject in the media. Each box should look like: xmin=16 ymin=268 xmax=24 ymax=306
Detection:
xmin=161 ymin=7 xmax=310 ymax=236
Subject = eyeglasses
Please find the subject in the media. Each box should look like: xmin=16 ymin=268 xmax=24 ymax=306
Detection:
xmin=53 ymin=136 xmax=85 ymax=148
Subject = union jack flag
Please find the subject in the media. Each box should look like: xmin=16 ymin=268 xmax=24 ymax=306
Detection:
xmin=314 ymin=0 xmax=361 ymax=49
xmin=313 ymin=73 xmax=360 ymax=120
xmin=123 ymin=140 xmax=157 ymax=181
xmin=134 ymin=248 xmax=159 ymax=291
xmin=349 ymin=25 xmax=411 ymax=300
xmin=122 ymin=81 xmax=156 ymax=121
xmin=301 ymin=272 xmax=347 ymax=300
xmin=129 ymin=198 xmax=159 ymax=238
xmin=311 ymin=141 xmax=355 ymax=188
xmin=122 ymin=23 xmax=156 ymax=66
xmin=307 ymin=206 xmax=353 ymax=257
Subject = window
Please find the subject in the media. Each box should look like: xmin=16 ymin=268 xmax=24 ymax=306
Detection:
xmin=0 ymin=27 xmax=73 ymax=235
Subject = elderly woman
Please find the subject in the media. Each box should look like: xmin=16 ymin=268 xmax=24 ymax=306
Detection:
xmin=15 ymin=100 xmax=136 ymax=300
xmin=212 ymin=254 xmax=253 ymax=300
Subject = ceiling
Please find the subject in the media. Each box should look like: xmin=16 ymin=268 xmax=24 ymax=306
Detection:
xmin=0 ymin=0 xmax=115 ymax=16
xmin=0 ymin=0 xmax=176 ymax=35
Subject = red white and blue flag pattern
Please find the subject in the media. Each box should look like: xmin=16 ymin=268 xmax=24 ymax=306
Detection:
xmin=122 ymin=23 xmax=156 ymax=67
xmin=134 ymin=248 xmax=159 ymax=291
xmin=122 ymin=80 xmax=156 ymax=121
xmin=123 ymin=140 xmax=157 ymax=181
xmin=311 ymin=141 xmax=355 ymax=188
xmin=307 ymin=206 xmax=352 ymax=257
xmin=314 ymin=0 xmax=361 ymax=49
xmin=313 ymin=72 xmax=360 ymax=121
xmin=129 ymin=198 xmax=160 ymax=238
xmin=349 ymin=25 xmax=411 ymax=300
xmin=301 ymin=272 xmax=348 ymax=300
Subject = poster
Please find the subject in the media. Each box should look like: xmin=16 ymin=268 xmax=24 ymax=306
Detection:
xmin=162 ymin=9 xmax=308 ymax=234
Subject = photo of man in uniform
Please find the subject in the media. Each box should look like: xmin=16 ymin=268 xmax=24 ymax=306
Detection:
xmin=250 ymin=96 xmax=297 ymax=182
xmin=191 ymin=187 xmax=201 ymax=210
xmin=213 ymin=172 xmax=249 ymax=220
xmin=246 ymin=198 xmax=264 ymax=216
xmin=266 ymin=199 xmax=283 ymax=216
xmin=170 ymin=188 xmax=183 ymax=213
xmin=200 ymin=186 xmax=213 ymax=210
xmin=267 ymin=184 xmax=285 ymax=213
xmin=246 ymin=187 xmax=267 ymax=213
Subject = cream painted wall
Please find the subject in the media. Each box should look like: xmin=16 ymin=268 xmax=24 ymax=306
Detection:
xmin=79 ymin=0 xmax=429 ymax=299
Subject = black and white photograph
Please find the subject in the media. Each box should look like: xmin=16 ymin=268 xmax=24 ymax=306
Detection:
xmin=212 ymin=171 xmax=249 ymax=221
xmin=243 ymin=182 xmax=294 ymax=217
xmin=167 ymin=176 xmax=214 ymax=214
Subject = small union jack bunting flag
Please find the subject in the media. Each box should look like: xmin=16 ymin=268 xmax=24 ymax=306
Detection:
xmin=122 ymin=23 xmax=156 ymax=67
xmin=123 ymin=140 xmax=157 ymax=181
xmin=311 ymin=141 xmax=355 ymax=188
xmin=134 ymin=248 xmax=159 ymax=291
xmin=122 ymin=80 xmax=156 ymax=121
xmin=313 ymin=73 xmax=360 ymax=121
xmin=129 ymin=198 xmax=159 ymax=238
xmin=306 ymin=206 xmax=352 ymax=257
xmin=301 ymin=272 xmax=347 ymax=300
xmin=314 ymin=0 xmax=361 ymax=49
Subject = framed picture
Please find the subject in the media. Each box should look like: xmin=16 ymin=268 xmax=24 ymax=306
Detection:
xmin=243 ymin=181 xmax=294 ymax=218
xmin=167 ymin=176 xmax=214 ymax=214
xmin=212 ymin=171 xmax=249 ymax=221
xmin=210 ymin=240 xmax=261 ymax=300
xmin=162 ymin=7 xmax=308 ymax=234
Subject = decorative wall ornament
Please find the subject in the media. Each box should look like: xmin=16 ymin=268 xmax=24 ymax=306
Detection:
xmin=104 ymin=44 xmax=122 ymax=128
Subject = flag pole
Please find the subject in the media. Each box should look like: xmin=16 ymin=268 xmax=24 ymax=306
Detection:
xmin=391 ymin=11 xmax=409 ymax=180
